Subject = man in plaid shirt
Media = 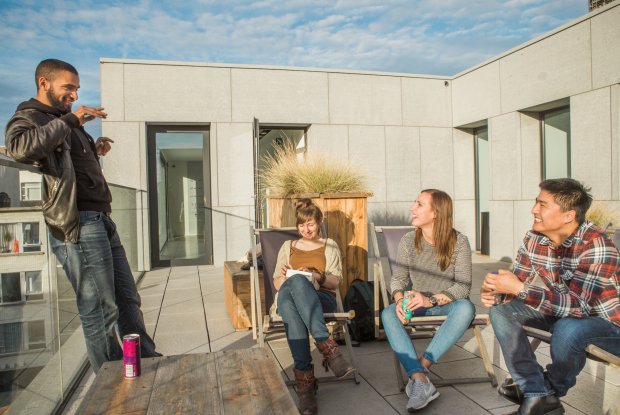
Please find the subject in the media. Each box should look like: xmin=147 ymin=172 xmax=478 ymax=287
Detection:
xmin=481 ymin=178 xmax=620 ymax=415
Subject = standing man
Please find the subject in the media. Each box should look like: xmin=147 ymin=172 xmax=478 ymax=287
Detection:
xmin=481 ymin=178 xmax=620 ymax=415
xmin=5 ymin=59 xmax=159 ymax=373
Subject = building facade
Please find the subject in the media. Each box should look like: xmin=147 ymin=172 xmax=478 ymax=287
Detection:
xmin=100 ymin=3 xmax=620 ymax=269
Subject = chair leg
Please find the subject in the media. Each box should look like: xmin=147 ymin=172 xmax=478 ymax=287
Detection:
xmin=473 ymin=325 xmax=497 ymax=387
xmin=340 ymin=321 xmax=360 ymax=384
xmin=530 ymin=338 xmax=542 ymax=352
xmin=393 ymin=352 xmax=406 ymax=392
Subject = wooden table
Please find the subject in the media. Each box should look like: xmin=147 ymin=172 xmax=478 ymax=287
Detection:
xmin=77 ymin=348 xmax=297 ymax=414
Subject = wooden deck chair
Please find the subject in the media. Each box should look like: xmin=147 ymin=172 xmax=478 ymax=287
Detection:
xmin=249 ymin=226 xmax=360 ymax=384
xmin=369 ymin=223 xmax=497 ymax=389
xmin=523 ymin=326 xmax=620 ymax=368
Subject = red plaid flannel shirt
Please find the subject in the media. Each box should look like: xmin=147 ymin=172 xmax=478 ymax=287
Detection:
xmin=513 ymin=221 xmax=620 ymax=326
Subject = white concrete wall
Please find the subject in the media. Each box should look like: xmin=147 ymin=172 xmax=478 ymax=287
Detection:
xmin=101 ymin=3 xmax=620 ymax=267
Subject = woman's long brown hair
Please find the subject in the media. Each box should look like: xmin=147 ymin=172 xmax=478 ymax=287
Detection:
xmin=414 ymin=189 xmax=457 ymax=271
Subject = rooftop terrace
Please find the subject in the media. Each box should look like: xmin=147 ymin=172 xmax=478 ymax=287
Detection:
xmin=62 ymin=255 xmax=619 ymax=415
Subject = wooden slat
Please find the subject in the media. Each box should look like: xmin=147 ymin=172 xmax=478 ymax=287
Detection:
xmin=146 ymin=354 xmax=222 ymax=415
xmin=78 ymin=357 xmax=160 ymax=415
xmin=217 ymin=349 xmax=297 ymax=414
xmin=585 ymin=345 xmax=620 ymax=367
xmin=407 ymin=314 xmax=489 ymax=327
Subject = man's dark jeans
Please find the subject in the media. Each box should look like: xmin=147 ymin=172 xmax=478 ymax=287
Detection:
xmin=490 ymin=299 xmax=620 ymax=397
xmin=50 ymin=211 xmax=157 ymax=372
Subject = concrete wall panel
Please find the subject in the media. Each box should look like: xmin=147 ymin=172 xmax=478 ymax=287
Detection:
xmin=348 ymin=125 xmax=386 ymax=202
xmin=571 ymin=88 xmax=612 ymax=199
xmin=215 ymin=123 xmax=254 ymax=206
xmin=611 ymin=84 xmax=620 ymax=200
xmin=307 ymin=124 xmax=348 ymax=156
xmin=454 ymin=199 xmax=476 ymax=250
xmin=519 ymin=112 xmax=541 ymax=199
xmin=231 ymin=69 xmax=328 ymax=123
xmin=385 ymin=201 xmax=414 ymax=226
xmin=402 ymin=78 xmax=452 ymax=127
xmin=124 ymin=65 xmax=231 ymax=122
xmin=385 ymin=126 xmax=421 ymax=203
xmin=513 ymin=200 xmax=534 ymax=259
xmin=419 ymin=127 xmax=454 ymax=194
xmin=489 ymin=201 xmax=514 ymax=261
xmin=101 ymin=122 xmax=141 ymax=190
xmin=453 ymin=129 xmax=475 ymax=200
xmin=500 ymin=23 xmax=591 ymax=113
xmin=489 ymin=113 xmax=521 ymax=200
xmin=100 ymin=63 xmax=125 ymax=121
xmin=591 ymin=5 xmax=620 ymax=89
xmin=329 ymin=74 xmax=402 ymax=126
xmin=452 ymin=62 xmax=501 ymax=127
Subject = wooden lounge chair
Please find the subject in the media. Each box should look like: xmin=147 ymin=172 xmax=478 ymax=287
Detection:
xmin=370 ymin=223 xmax=497 ymax=389
xmin=249 ymin=226 xmax=360 ymax=384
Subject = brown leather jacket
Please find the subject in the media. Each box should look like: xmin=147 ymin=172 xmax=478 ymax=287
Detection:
xmin=5 ymin=99 xmax=80 ymax=242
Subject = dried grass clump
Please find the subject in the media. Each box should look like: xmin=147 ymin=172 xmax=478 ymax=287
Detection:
xmin=586 ymin=202 xmax=619 ymax=230
xmin=261 ymin=143 xmax=369 ymax=197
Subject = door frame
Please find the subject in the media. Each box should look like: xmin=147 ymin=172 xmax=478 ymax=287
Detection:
xmin=146 ymin=124 xmax=212 ymax=267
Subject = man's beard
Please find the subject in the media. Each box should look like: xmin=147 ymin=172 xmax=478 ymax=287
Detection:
xmin=46 ymin=87 xmax=71 ymax=113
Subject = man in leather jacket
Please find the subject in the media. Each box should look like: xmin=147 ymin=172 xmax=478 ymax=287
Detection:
xmin=5 ymin=59 xmax=160 ymax=372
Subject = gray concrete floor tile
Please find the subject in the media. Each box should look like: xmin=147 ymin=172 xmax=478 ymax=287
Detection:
xmin=153 ymin=331 xmax=209 ymax=355
xmin=159 ymin=297 xmax=204 ymax=314
xmin=206 ymin=318 xmax=235 ymax=340
xmin=385 ymin=386 xmax=491 ymax=414
xmin=157 ymin=311 xmax=206 ymax=333
xmin=312 ymin=378 xmax=400 ymax=415
xmin=209 ymin=330 xmax=256 ymax=352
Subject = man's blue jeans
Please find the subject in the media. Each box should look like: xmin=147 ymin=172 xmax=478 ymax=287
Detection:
xmin=277 ymin=275 xmax=336 ymax=371
xmin=382 ymin=299 xmax=475 ymax=377
xmin=490 ymin=299 xmax=620 ymax=397
xmin=50 ymin=211 xmax=158 ymax=372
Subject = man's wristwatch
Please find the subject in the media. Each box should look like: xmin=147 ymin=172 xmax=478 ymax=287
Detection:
xmin=516 ymin=282 xmax=530 ymax=300
xmin=429 ymin=295 xmax=438 ymax=307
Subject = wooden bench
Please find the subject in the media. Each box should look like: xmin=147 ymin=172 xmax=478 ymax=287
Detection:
xmin=77 ymin=348 xmax=296 ymax=414
xmin=524 ymin=325 xmax=620 ymax=368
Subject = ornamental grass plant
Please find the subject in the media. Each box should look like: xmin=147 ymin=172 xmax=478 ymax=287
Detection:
xmin=586 ymin=201 xmax=619 ymax=231
xmin=261 ymin=142 xmax=369 ymax=197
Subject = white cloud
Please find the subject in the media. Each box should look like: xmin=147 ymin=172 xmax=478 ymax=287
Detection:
xmin=0 ymin=0 xmax=588 ymax=143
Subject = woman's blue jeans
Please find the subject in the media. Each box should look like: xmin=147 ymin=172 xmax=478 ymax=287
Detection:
xmin=381 ymin=298 xmax=475 ymax=377
xmin=277 ymin=275 xmax=337 ymax=371
xmin=490 ymin=299 xmax=620 ymax=398
xmin=50 ymin=211 xmax=158 ymax=372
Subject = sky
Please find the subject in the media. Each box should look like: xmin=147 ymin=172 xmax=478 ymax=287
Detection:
xmin=0 ymin=0 xmax=589 ymax=144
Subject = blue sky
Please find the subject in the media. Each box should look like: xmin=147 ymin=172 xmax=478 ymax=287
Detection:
xmin=0 ymin=0 xmax=588 ymax=144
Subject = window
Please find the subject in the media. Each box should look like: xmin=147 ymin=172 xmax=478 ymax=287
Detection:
xmin=27 ymin=320 xmax=46 ymax=350
xmin=0 ymin=323 xmax=23 ymax=354
xmin=0 ymin=273 xmax=21 ymax=304
xmin=25 ymin=271 xmax=43 ymax=301
xmin=542 ymin=107 xmax=570 ymax=179
xmin=21 ymin=182 xmax=42 ymax=201
xmin=0 ymin=321 xmax=46 ymax=354
xmin=22 ymin=222 xmax=41 ymax=252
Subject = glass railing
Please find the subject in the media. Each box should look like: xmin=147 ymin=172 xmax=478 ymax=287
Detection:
xmin=0 ymin=156 xmax=144 ymax=414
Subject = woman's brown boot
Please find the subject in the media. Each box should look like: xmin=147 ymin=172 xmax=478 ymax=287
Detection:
xmin=294 ymin=366 xmax=318 ymax=415
xmin=316 ymin=337 xmax=356 ymax=378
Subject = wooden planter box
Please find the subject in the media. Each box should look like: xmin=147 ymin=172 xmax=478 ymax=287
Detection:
xmin=224 ymin=261 xmax=265 ymax=330
xmin=266 ymin=193 xmax=371 ymax=298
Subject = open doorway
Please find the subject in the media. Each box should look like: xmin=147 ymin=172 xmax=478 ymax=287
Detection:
xmin=147 ymin=125 xmax=213 ymax=267
xmin=253 ymin=122 xmax=308 ymax=228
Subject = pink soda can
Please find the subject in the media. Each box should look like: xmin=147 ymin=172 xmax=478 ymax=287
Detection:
xmin=123 ymin=334 xmax=141 ymax=378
